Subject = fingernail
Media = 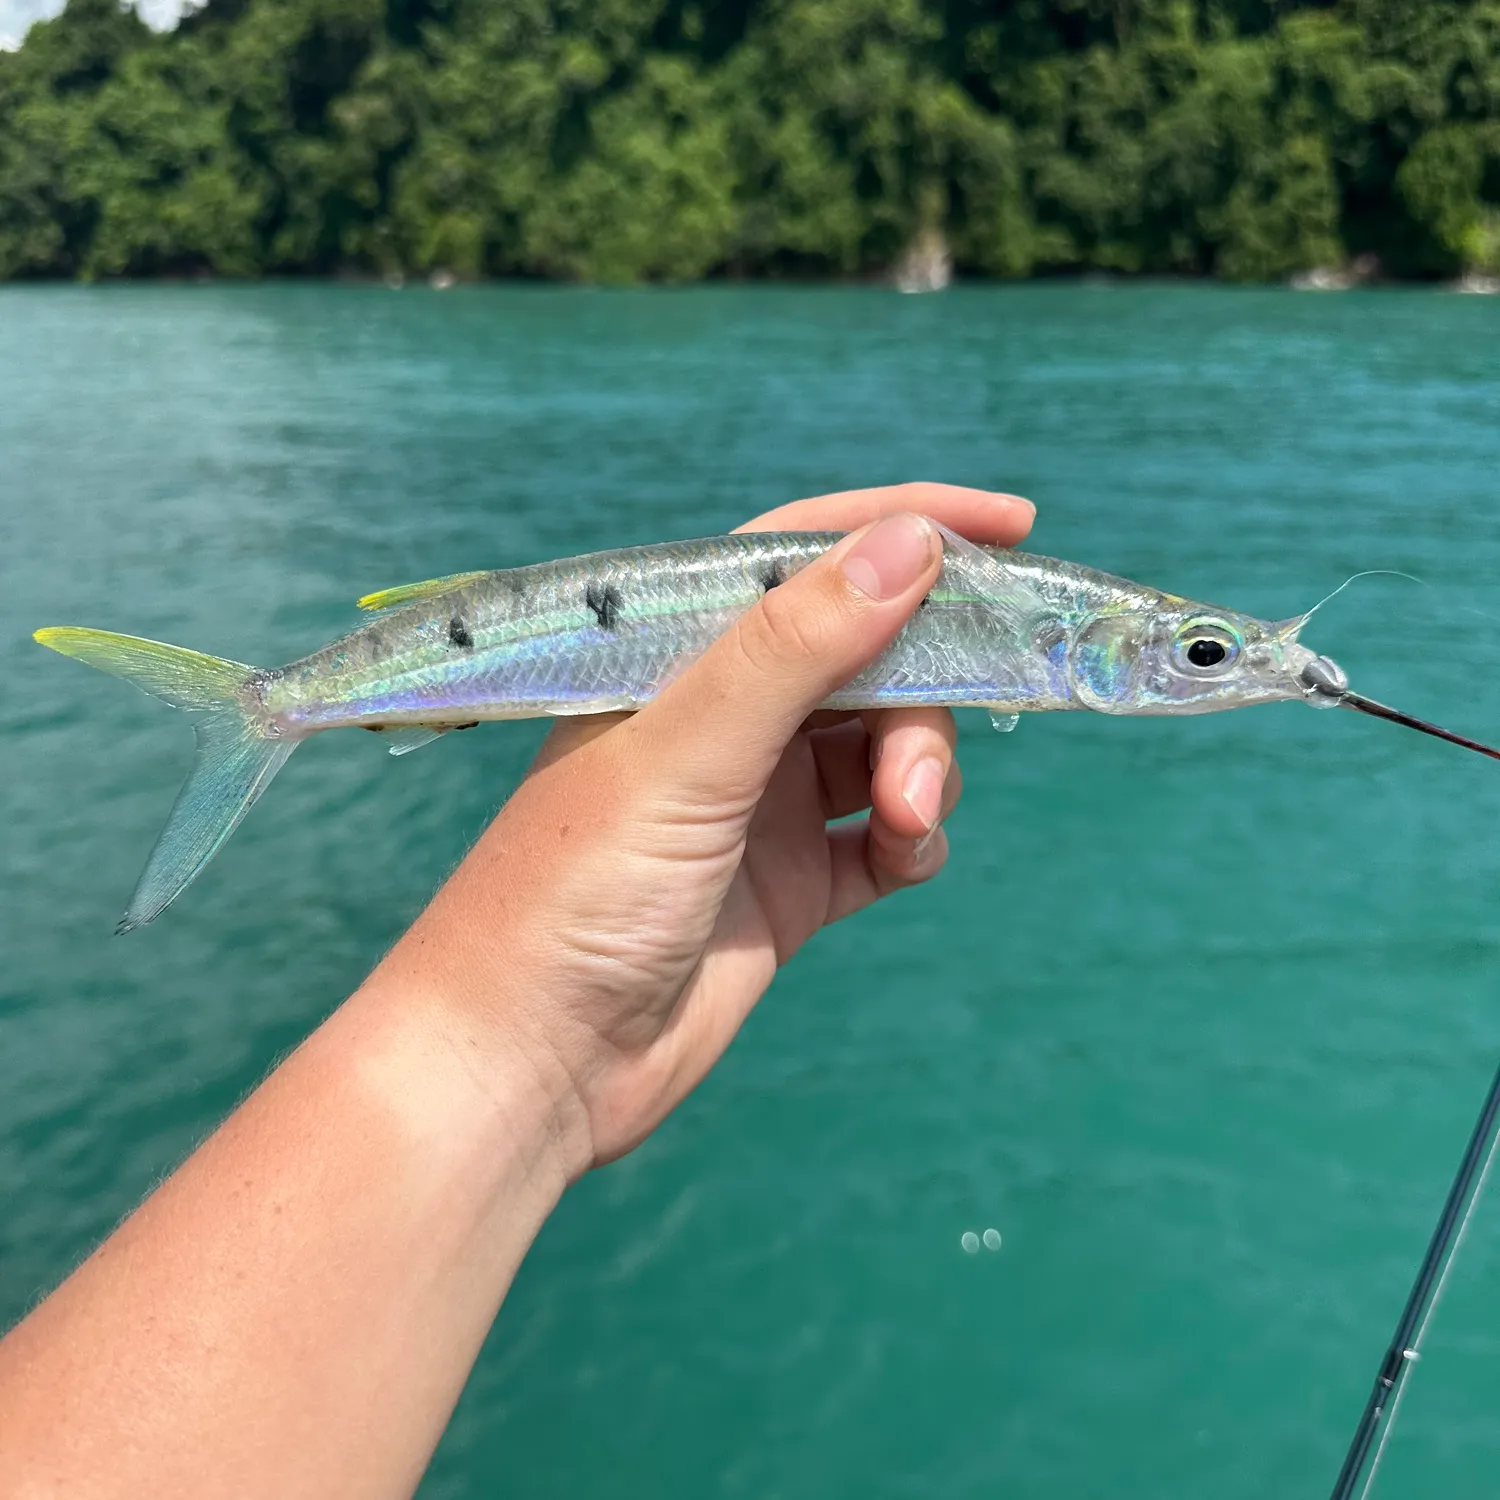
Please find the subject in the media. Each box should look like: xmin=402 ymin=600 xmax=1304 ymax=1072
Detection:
xmin=841 ymin=514 xmax=936 ymax=600
xmin=1010 ymin=495 xmax=1037 ymax=519
xmin=902 ymin=755 xmax=945 ymax=833
xmin=913 ymin=825 xmax=949 ymax=867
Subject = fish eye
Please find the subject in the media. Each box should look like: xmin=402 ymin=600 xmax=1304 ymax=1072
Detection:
xmin=1172 ymin=621 xmax=1240 ymax=675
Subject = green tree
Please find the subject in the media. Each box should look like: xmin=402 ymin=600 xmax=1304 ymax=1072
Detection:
xmin=2 ymin=0 xmax=1498 ymax=282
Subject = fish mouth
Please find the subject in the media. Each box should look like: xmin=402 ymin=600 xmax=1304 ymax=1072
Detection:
xmin=1298 ymin=657 xmax=1500 ymax=763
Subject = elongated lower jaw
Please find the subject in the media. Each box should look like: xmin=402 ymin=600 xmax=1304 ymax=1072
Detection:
xmin=1299 ymin=660 xmax=1500 ymax=763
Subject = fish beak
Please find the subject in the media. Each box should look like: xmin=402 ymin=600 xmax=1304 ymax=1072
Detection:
xmin=1299 ymin=659 xmax=1500 ymax=763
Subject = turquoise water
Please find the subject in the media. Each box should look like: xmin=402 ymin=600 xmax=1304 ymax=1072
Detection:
xmin=3 ymin=284 xmax=1499 ymax=1497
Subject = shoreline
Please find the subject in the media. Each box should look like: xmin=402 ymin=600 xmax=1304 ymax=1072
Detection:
xmin=1 ymin=270 xmax=1495 ymax=294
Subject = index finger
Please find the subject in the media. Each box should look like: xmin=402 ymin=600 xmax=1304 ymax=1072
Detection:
xmin=735 ymin=481 xmax=1034 ymax=545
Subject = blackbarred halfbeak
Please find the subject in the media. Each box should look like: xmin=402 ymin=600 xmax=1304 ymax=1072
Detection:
xmin=1300 ymin=655 xmax=1500 ymax=763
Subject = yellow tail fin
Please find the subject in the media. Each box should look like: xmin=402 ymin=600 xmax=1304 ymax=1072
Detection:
xmin=33 ymin=627 xmax=293 ymax=931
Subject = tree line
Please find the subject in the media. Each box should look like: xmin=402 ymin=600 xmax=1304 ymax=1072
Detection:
xmin=1 ymin=0 xmax=1497 ymax=283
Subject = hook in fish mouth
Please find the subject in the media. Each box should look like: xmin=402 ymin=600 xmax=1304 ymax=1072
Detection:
xmin=1299 ymin=657 xmax=1500 ymax=763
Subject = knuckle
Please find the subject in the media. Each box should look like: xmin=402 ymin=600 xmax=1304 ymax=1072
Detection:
xmin=872 ymin=708 xmax=956 ymax=765
xmin=874 ymin=850 xmax=923 ymax=896
xmin=901 ymin=708 xmax=957 ymax=756
xmin=742 ymin=581 xmax=835 ymax=671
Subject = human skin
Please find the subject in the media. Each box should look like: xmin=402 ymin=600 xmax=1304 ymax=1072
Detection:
xmin=0 ymin=482 xmax=1035 ymax=1499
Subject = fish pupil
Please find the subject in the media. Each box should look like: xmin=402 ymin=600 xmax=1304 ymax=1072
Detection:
xmin=1186 ymin=638 xmax=1226 ymax=668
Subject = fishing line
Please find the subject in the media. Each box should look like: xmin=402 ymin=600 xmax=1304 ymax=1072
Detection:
xmin=1296 ymin=570 xmax=1424 ymax=629
xmin=1302 ymin=568 xmax=1500 ymax=639
xmin=1328 ymin=1051 xmax=1500 ymax=1500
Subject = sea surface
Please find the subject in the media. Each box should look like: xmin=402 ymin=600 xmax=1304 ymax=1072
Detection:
xmin=2 ymin=283 xmax=1499 ymax=1498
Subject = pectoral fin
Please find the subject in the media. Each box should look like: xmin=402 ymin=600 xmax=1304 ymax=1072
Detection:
xmin=934 ymin=526 xmax=1050 ymax=638
xmin=369 ymin=725 xmax=450 ymax=755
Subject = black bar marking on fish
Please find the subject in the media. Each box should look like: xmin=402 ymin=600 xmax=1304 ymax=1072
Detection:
xmin=447 ymin=616 xmax=473 ymax=649
xmin=585 ymin=582 xmax=621 ymax=632
xmin=758 ymin=562 xmax=784 ymax=593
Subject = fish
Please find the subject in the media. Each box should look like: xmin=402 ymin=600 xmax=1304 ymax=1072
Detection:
xmin=32 ymin=525 xmax=1500 ymax=932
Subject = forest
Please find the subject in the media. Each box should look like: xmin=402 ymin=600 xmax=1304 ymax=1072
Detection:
xmin=0 ymin=0 xmax=1497 ymax=283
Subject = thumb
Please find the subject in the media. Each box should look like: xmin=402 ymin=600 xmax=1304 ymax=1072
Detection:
xmin=638 ymin=513 xmax=942 ymax=804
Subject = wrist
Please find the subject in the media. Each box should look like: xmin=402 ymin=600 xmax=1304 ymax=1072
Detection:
xmin=355 ymin=941 xmax=599 ymax=1188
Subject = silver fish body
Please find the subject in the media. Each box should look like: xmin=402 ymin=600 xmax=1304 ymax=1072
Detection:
xmin=33 ymin=527 xmax=1337 ymax=929
xmin=266 ymin=530 xmax=1320 ymax=737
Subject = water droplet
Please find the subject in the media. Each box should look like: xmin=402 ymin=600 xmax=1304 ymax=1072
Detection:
xmin=960 ymin=1231 xmax=980 ymax=1254
xmin=983 ymin=1228 xmax=1002 ymax=1251
xmin=988 ymin=711 xmax=1019 ymax=734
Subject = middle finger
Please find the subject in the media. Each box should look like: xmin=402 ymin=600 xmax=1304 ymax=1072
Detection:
xmin=867 ymin=707 xmax=959 ymax=839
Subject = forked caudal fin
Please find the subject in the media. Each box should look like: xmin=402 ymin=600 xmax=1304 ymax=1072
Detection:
xmin=32 ymin=627 xmax=294 ymax=932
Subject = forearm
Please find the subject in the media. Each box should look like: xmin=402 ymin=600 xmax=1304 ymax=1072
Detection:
xmin=0 ymin=976 xmax=567 ymax=1500
xmin=0 ymin=490 xmax=1020 ymax=1498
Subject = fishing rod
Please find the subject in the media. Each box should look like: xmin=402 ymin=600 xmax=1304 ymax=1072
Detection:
xmin=1294 ymin=663 xmax=1500 ymax=1496
xmin=1327 ymin=1051 xmax=1500 ymax=1499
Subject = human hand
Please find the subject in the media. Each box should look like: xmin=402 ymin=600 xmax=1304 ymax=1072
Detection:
xmin=371 ymin=483 xmax=1035 ymax=1179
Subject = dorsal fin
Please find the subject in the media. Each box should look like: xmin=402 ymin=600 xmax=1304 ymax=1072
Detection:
xmin=357 ymin=571 xmax=490 ymax=612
